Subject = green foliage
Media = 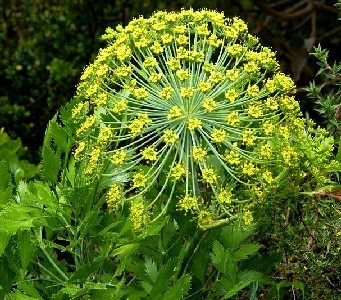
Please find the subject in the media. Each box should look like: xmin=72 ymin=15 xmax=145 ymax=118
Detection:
xmin=306 ymin=44 xmax=341 ymax=143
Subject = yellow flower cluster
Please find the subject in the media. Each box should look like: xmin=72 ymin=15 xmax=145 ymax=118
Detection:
xmin=192 ymin=146 xmax=207 ymax=161
xmin=72 ymin=8 xmax=308 ymax=230
xmin=141 ymin=147 xmax=158 ymax=161
xmin=128 ymin=113 xmax=152 ymax=137
xmin=202 ymin=168 xmax=219 ymax=184
xmin=171 ymin=163 xmax=186 ymax=180
xmin=188 ymin=117 xmax=202 ymax=131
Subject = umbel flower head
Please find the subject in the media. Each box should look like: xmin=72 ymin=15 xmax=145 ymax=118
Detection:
xmin=71 ymin=9 xmax=307 ymax=230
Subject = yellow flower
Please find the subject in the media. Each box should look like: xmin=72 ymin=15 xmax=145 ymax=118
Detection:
xmin=176 ymin=69 xmax=191 ymax=81
xmin=225 ymin=69 xmax=240 ymax=81
xmin=132 ymin=173 xmax=147 ymax=188
xmin=85 ymin=147 xmax=101 ymax=174
xmin=258 ymin=144 xmax=271 ymax=160
xmin=107 ymin=183 xmax=121 ymax=211
xmin=180 ymin=87 xmax=195 ymax=98
xmin=202 ymin=98 xmax=218 ymax=112
xmin=166 ymin=58 xmax=181 ymax=71
xmin=247 ymin=103 xmax=263 ymax=118
xmin=242 ymin=129 xmax=256 ymax=146
xmin=112 ymin=99 xmax=128 ymax=114
xmin=209 ymin=71 xmax=225 ymax=83
xmin=192 ymin=146 xmax=207 ymax=161
xmin=149 ymin=73 xmax=163 ymax=83
xmin=188 ymin=117 xmax=202 ymax=131
xmin=162 ymin=129 xmax=178 ymax=144
xmin=198 ymin=81 xmax=211 ymax=93
xmin=167 ymin=106 xmax=183 ymax=120
xmin=150 ymin=41 xmax=164 ymax=54
xmin=129 ymin=202 xmax=145 ymax=231
xmin=143 ymin=57 xmax=158 ymax=68
xmin=141 ymin=147 xmax=158 ymax=161
xmin=178 ymin=194 xmax=198 ymax=212
xmin=243 ymin=61 xmax=260 ymax=74
xmin=74 ymin=141 xmax=86 ymax=161
xmin=111 ymin=148 xmax=126 ymax=165
xmin=211 ymin=128 xmax=228 ymax=143
xmin=133 ymin=87 xmax=149 ymax=100
xmin=242 ymin=162 xmax=259 ymax=176
xmin=98 ymin=126 xmax=113 ymax=144
xmin=202 ymin=168 xmax=219 ymax=184
xmin=72 ymin=102 xmax=89 ymax=119
xmin=128 ymin=113 xmax=152 ymax=137
xmin=227 ymin=111 xmax=241 ymax=125
xmin=76 ymin=115 xmax=96 ymax=136
xmin=218 ymin=188 xmax=233 ymax=204
xmin=262 ymin=170 xmax=274 ymax=184
xmin=225 ymin=89 xmax=238 ymax=103
xmin=198 ymin=210 xmax=213 ymax=226
xmin=171 ymin=163 xmax=186 ymax=180
xmin=226 ymin=150 xmax=241 ymax=165
xmin=159 ymin=86 xmax=174 ymax=99
xmin=243 ymin=210 xmax=253 ymax=226
xmin=247 ymin=85 xmax=259 ymax=97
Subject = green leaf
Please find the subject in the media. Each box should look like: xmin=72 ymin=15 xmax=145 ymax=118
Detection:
xmin=41 ymin=142 xmax=61 ymax=183
xmin=0 ymin=160 xmax=13 ymax=205
xmin=69 ymin=257 xmax=103 ymax=282
xmin=15 ymin=282 xmax=42 ymax=299
xmin=49 ymin=116 xmax=71 ymax=153
xmin=162 ymin=274 xmax=191 ymax=300
xmin=111 ymin=243 xmax=139 ymax=259
xmin=17 ymin=230 xmax=36 ymax=271
xmin=0 ymin=231 xmax=11 ymax=256
xmin=8 ymin=289 xmax=41 ymax=300
xmin=148 ymin=258 xmax=176 ymax=299
xmin=233 ymin=244 xmax=261 ymax=261
xmin=144 ymin=257 xmax=158 ymax=283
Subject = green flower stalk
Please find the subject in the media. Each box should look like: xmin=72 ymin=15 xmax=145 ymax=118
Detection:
xmin=70 ymin=9 xmax=324 ymax=230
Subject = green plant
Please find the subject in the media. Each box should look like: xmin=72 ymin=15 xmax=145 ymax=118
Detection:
xmin=0 ymin=8 xmax=340 ymax=300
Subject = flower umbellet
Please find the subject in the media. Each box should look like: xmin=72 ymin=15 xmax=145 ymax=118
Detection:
xmin=70 ymin=9 xmax=335 ymax=230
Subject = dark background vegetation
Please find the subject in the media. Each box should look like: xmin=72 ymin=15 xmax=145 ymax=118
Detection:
xmin=1 ymin=0 xmax=340 ymax=163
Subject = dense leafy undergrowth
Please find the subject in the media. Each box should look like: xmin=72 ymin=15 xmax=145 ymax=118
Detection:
xmin=0 ymin=8 xmax=340 ymax=300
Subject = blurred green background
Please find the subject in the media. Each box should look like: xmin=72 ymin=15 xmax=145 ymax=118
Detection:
xmin=1 ymin=0 xmax=340 ymax=162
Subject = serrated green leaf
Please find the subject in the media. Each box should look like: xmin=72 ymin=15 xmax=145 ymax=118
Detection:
xmin=8 ymin=289 xmax=40 ymax=300
xmin=233 ymin=244 xmax=261 ymax=261
xmin=18 ymin=230 xmax=36 ymax=271
xmin=111 ymin=243 xmax=139 ymax=259
xmin=49 ymin=117 xmax=70 ymax=152
xmin=144 ymin=257 xmax=158 ymax=283
xmin=0 ymin=231 xmax=11 ymax=256
xmin=41 ymin=142 xmax=61 ymax=183
xmin=69 ymin=257 xmax=103 ymax=282
xmin=0 ymin=160 xmax=13 ymax=205
xmin=16 ymin=282 xmax=42 ymax=299
xmin=210 ymin=240 xmax=229 ymax=274
xmin=148 ymin=258 xmax=176 ymax=299
xmin=162 ymin=274 xmax=191 ymax=300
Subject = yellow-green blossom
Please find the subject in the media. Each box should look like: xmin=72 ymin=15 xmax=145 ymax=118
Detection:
xmin=132 ymin=173 xmax=147 ymax=188
xmin=202 ymin=98 xmax=218 ymax=112
xmin=163 ymin=129 xmax=178 ymax=144
xmin=167 ymin=106 xmax=182 ymax=120
xmin=192 ymin=146 xmax=207 ymax=161
xmin=211 ymin=128 xmax=228 ymax=143
xmin=111 ymin=148 xmax=126 ymax=165
xmin=171 ymin=163 xmax=186 ymax=179
xmin=188 ymin=117 xmax=202 ymax=131
xmin=202 ymin=168 xmax=219 ymax=184
xmin=159 ymin=86 xmax=174 ymax=99
xmin=141 ymin=147 xmax=158 ymax=161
